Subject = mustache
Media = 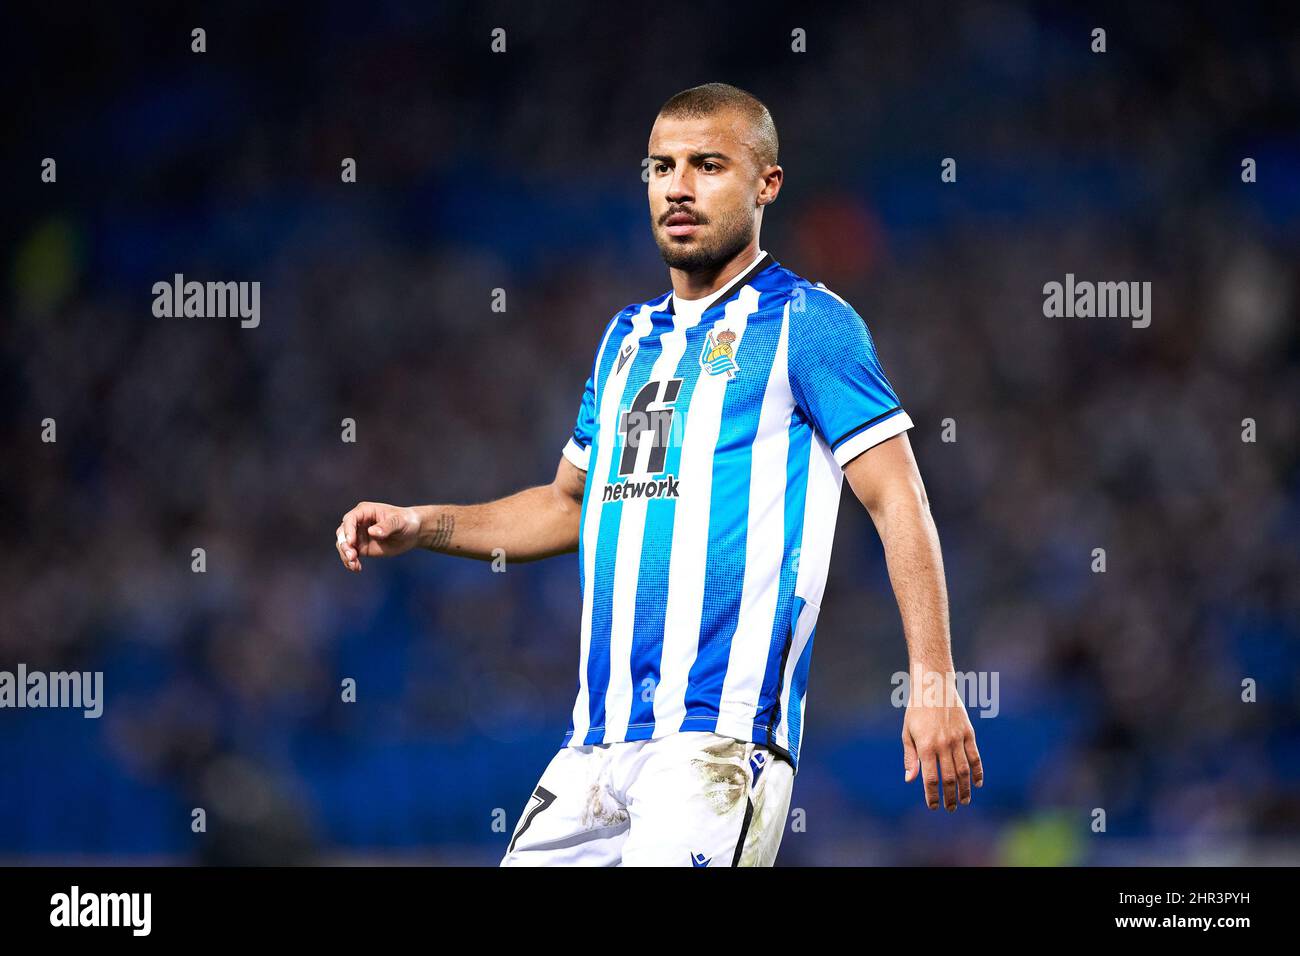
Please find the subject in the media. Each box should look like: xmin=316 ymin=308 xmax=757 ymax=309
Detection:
xmin=659 ymin=206 xmax=709 ymax=225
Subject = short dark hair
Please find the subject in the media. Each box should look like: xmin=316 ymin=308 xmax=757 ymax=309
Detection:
xmin=657 ymin=82 xmax=779 ymax=170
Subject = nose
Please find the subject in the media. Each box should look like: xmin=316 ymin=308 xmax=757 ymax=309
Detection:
xmin=666 ymin=166 xmax=694 ymax=204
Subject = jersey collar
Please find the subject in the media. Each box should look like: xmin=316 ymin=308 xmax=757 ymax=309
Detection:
xmin=666 ymin=250 xmax=774 ymax=315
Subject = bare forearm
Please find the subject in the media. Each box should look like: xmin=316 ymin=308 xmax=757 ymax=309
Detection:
xmin=871 ymin=493 xmax=953 ymax=673
xmin=845 ymin=437 xmax=984 ymax=809
xmin=412 ymin=484 xmax=581 ymax=562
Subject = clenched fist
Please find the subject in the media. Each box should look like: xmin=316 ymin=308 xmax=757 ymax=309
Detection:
xmin=335 ymin=501 xmax=421 ymax=572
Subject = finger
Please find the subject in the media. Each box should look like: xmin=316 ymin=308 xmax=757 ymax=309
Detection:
xmin=356 ymin=515 xmax=372 ymax=556
xmin=343 ymin=508 xmax=361 ymax=548
xmin=902 ymin=733 xmax=919 ymax=783
xmin=369 ymin=511 xmax=395 ymax=539
xmin=921 ymin=751 xmax=941 ymax=810
xmin=953 ymin=743 xmax=973 ymax=806
xmin=938 ymin=748 xmax=958 ymax=812
xmin=336 ymin=522 xmax=360 ymax=571
xmin=964 ymin=734 xmax=984 ymax=789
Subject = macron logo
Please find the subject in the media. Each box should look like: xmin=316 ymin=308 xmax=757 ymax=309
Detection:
xmin=617 ymin=344 xmax=636 ymax=373
xmin=50 ymin=886 xmax=151 ymax=937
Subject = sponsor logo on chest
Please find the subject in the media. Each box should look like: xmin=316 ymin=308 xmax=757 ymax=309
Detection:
xmin=599 ymin=323 xmax=749 ymax=503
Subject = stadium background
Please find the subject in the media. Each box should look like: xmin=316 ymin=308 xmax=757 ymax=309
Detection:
xmin=3 ymin=2 xmax=1298 ymax=865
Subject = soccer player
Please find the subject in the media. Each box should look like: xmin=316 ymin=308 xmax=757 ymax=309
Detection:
xmin=335 ymin=82 xmax=983 ymax=866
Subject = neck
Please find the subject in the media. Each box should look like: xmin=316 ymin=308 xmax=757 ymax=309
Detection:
xmin=669 ymin=240 xmax=762 ymax=300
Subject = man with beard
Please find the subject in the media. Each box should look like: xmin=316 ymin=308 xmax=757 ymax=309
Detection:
xmin=335 ymin=82 xmax=983 ymax=866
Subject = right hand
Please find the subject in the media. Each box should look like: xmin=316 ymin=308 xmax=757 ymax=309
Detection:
xmin=335 ymin=501 xmax=421 ymax=572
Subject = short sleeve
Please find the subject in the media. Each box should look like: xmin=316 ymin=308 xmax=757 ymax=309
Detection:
xmin=562 ymin=310 xmax=628 ymax=472
xmin=787 ymin=285 xmax=913 ymax=468
xmin=561 ymin=373 xmax=597 ymax=471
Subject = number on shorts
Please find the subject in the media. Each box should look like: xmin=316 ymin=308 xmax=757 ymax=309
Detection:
xmin=507 ymin=785 xmax=557 ymax=855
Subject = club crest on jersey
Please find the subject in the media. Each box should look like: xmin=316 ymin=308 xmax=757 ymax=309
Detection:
xmin=700 ymin=328 xmax=739 ymax=379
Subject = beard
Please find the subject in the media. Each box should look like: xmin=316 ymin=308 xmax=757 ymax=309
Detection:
xmin=653 ymin=206 xmax=755 ymax=273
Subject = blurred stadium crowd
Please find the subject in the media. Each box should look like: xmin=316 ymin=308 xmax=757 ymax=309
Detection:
xmin=2 ymin=2 xmax=1298 ymax=864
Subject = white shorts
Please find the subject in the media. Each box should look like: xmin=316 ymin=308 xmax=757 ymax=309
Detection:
xmin=500 ymin=731 xmax=794 ymax=867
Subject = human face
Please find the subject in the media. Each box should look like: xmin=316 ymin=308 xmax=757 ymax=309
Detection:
xmin=646 ymin=109 xmax=770 ymax=273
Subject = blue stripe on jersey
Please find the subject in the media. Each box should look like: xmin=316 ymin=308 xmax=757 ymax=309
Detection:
xmin=582 ymin=496 xmax=621 ymax=744
xmin=681 ymin=281 xmax=787 ymax=731
xmin=756 ymin=407 xmax=813 ymax=742
xmin=583 ymin=305 xmax=673 ymax=743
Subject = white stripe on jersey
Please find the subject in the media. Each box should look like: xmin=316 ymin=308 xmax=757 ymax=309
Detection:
xmin=795 ymin=419 xmax=842 ymax=608
xmin=714 ymin=303 xmax=793 ymax=742
xmin=777 ymin=590 xmax=821 ymax=753
xmin=570 ymin=301 xmax=660 ymax=743
xmin=602 ymin=309 xmax=695 ymax=742
xmin=653 ymin=285 xmax=762 ymax=735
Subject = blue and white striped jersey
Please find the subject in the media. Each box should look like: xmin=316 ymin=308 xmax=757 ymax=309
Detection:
xmin=559 ymin=250 xmax=913 ymax=770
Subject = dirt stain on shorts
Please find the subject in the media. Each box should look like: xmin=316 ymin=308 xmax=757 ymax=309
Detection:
xmin=580 ymin=781 xmax=629 ymax=829
xmin=738 ymin=753 xmax=792 ymax=866
xmin=690 ymin=738 xmax=749 ymax=815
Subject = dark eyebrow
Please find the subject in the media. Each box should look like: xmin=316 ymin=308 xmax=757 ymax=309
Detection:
xmin=648 ymin=151 xmax=732 ymax=164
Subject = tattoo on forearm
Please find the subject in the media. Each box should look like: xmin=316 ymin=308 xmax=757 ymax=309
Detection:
xmin=429 ymin=513 xmax=455 ymax=551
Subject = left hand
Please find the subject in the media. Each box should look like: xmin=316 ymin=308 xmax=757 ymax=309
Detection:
xmin=902 ymin=683 xmax=984 ymax=811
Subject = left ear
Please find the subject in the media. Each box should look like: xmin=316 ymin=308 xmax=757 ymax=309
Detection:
xmin=757 ymin=164 xmax=783 ymax=206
